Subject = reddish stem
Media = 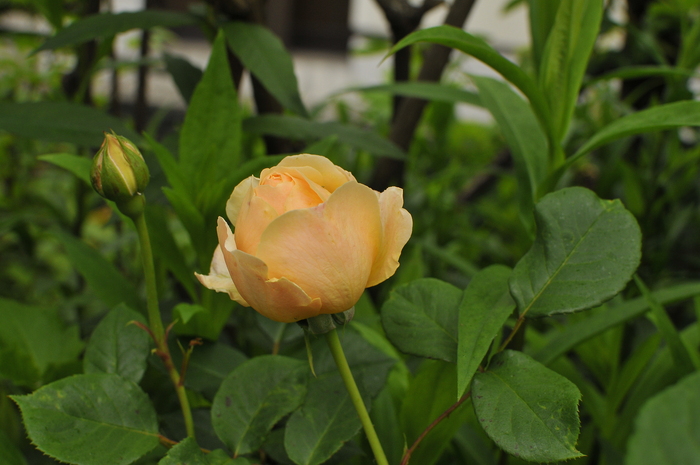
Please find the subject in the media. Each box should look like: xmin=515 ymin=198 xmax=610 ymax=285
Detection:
xmin=400 ymin=392 xmax=471 ymax=465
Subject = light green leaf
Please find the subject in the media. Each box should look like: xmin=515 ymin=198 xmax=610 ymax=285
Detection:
xmin=55 ymin=231 xmax=141 ymax=311
xmin=538 ymin=0 xmax=602 ymax=142
xmin=586 ymin=65 xmax=696 ymax=86
xmin=534 ymin=282 xmax=700 ymax=365
xmin=457 ymin=265 xmax=514 ymax=398
xmin=173 ymin=303 xmax=206 ymax=325
xmin=35 ymin=10 xmax=196 ymax=52
xmin=382 ymin=278 xmax=462 ymax=362
xmin=83 ymin=304 xmax=150 ymax=384
xmin=625 ymin=371 xmax=700 ymax=465
xmin=12 ymin=373 xmax=159 ymax=465
xmin=528 ymin=0 xmax=559 ymax=72
xmin=542 ymin=101 xmax=700 ymax=195
xmin=509 ymin=187 xmax=641 ymax=318
xmin=212 ymin=356 xmax=307 ymax=456
xmin=387 ymin=25 xmax=552 ymax=145
xmin=472 ymin=350 xmax=582 ymax=462
xmin=243 ymin=115 xmax=406 ymax=160
xmin=223 ymin=22 xmax=308 ymax=117
xmin=0 ymin=298 xmax=83 ymax=388
xmin=179 ymin=31 xmax=241 ymax=196
xmin=472 ymin=76 xmax=548 ymax=230
xmin=349 ymin=82 xmax=482 ymax=107
xmin=0 ymin=102 xmax=139 ymax=146
xmin=38 ymin=153 xmax=92 ymax=184
xmin=400 ymin=360 xmax=471 ymax=465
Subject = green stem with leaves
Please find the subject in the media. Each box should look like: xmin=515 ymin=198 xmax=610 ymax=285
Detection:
xmin=325 ymin=328 xmax=388 ymax=465
xmin=127 ymin=196 xmax=195 ymax=439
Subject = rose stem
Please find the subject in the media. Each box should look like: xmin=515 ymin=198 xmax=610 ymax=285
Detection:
xmin=325 ymin=328 xmax=388 ymax=465
xmin=132 ymin=200 xmax=195 ymax=438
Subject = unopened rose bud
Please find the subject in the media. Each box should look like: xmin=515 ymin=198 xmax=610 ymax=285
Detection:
xmin=91 ymin=132 xmax=149 ymax=202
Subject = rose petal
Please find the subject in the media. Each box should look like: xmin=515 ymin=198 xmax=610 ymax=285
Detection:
xmin=226 ymin=176 xmax=259 ymax=226
xmin=195 ymin=245 xmax=248 ymax=305
xmin=215 ymin=218 xmax=322 ymax=323
xmin=255 ymin=182 xmax=381 ymax=314
xmin=256 ymin=172 xmax=326 ymax=213
xmin=234 ymin=187 xmax=279 ymax=255
xmin=367 ymin=187 xmax=413 ymax=287
xmin=276 ymin=154 xmax=355 ymax=192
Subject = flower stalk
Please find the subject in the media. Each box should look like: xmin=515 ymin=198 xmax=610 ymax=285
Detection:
xmin=131 ymin=201 xmax=195 ymax=439
xmin=90 ymin=133 xmax=195 ymax=439
xmin=325 ymin=328 xmax=388 ymax=465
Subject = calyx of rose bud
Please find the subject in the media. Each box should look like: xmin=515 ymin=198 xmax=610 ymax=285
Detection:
xmin=91 ymin=132 xmax=149 ymax=202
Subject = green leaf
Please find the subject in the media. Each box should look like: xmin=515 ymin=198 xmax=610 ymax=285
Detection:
xmin=586 ymin=65 xmax=696 ymax=86
xmin=284 ymin=374 xmax=360 ymax=465
xmin=0 ymin=102 xmax=139 ymax=146
xmin=285 ymin=327 xmax=395 ymax=465
xmin=349 ymin=82 xmax=483 ymax=107
xmin=212 ymin=355 xmax=307 ymax=456
xmin=158 ymin=438 xmax=251 ymax=465
xmin=12 ymin=373 xmax=159 ymax=465
xmin=35 ymin=10 xmax=196 ymax=52
xmin=634 ymin=276 xmax=699 ymax=373
xmin=528 ymin=0 xmax=559 ymax=73
xmin=542 ymin=101 xmax=700 ymax=195
xmin=172 ymin=340 xmax=247 ymax=400
xmin=0 ymin=298 xmax=83 ymax=388
xmin=55 ymin=231 xmax=141 ymax=311
xmin=387 ymin=25 xmax=551 ymax=146
xmin=243 ymin=115 xmax=406 ymax=160
xmin=38 ymin=153 xmax=92 ymax=184
xmin=222 ymin=22 xmax=308 ymax=117
xmin=472 ymin=76 xmax=548 ymax=230
xmin=164 ymin=53 xmax=203 ymax=104
xmin=509 ymin=187 xmax=641 ymax=318
xmin=625 ymin=371 xmax=700 ymax=465
xmin=534 ymin=282 xmax=700 ymax=365
xmin=538 ymin=0 xmax=602 ymax=142
xmin=83 ymin=304 xmax=151 ymax=384
xmin=174 ymin=303 xmax=206 ymax=325
xmin=457 ymin=265 xmax=515 ymax=398
xmin=159 ymin=438 xmax=208 ymax=465
xmin=179 ymin=31 xmax=241 ymax=196
xmin=144 ymin=132 xmax=189 ymax=195
xmin=146 ymin=205 xmax=198 ymax=301
xmin=382 ymin=278 xmax=462 ymax=362
xmin=399 ymin=360 xmax=471 ymax=465
xmin=472 ymin=350 xmax=582 ymax=462
xmin=162 ymin=187 xmax=208 ymax=262
xmin=207 ymin=449 xmax=253 ymax=465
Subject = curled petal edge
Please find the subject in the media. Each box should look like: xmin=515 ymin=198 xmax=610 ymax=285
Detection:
xmin=215 ymin=217 xmax=323 ymax=323
xmin=367 ymin=187 xmax=413 ymax=287
xmin=195 ymin=245 xmax=248 ymax=306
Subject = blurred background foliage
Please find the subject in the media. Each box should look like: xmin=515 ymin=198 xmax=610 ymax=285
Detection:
xmin=1 ymin=0 xmax=700 ymax=463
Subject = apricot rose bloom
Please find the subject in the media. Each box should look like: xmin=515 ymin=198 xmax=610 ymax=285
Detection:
xmin=196 ymin=154 xmax=412 ymax=323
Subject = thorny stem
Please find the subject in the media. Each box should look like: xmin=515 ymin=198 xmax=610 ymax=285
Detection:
xmin=400 ymin=392 xmax=471 ymax=465
xmin=325 ymin=329 xmax=389 ymax=465
xmin=132 ymin=203 xmax=195 ymax=438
